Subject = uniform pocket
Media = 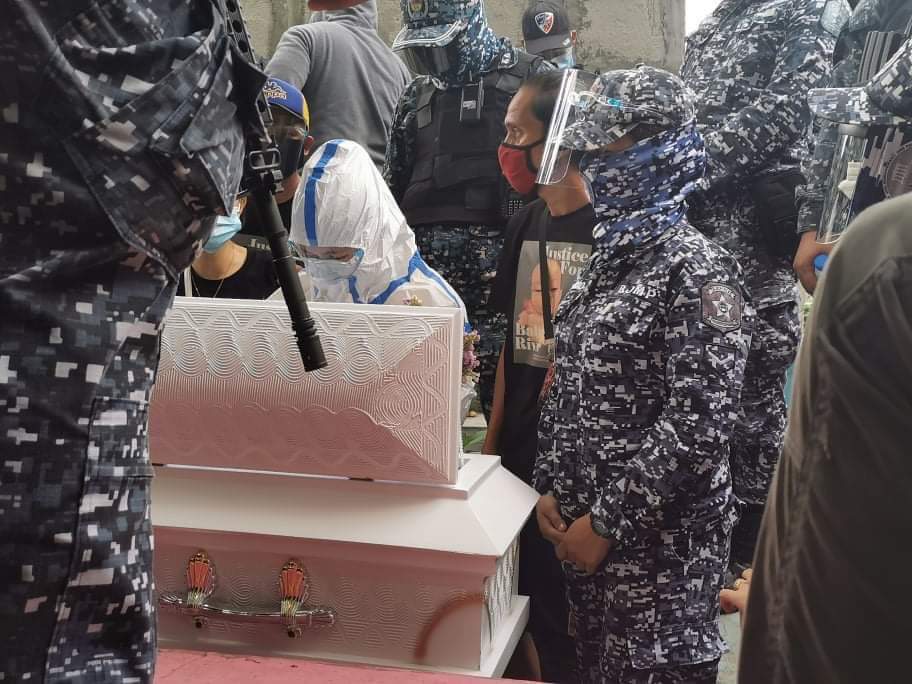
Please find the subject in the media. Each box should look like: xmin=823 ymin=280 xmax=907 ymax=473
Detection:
xmin=86 ymin=397 xmax=153 ymax=479
xmin=626 ymin=620 xmax=725 ymax=671
xmin=53 ymin=4 xmax=250 ymax=278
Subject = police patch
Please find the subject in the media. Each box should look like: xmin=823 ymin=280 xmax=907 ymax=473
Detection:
xmin=701 ymin=283 xmax=742 ymax=333
xmin=408 ymin=0 xmax=428 ymax=20
xmin=820 ymin=0 xmax=850 ymax=38
xmin=535 ymin=11 xmax=555 ymax=34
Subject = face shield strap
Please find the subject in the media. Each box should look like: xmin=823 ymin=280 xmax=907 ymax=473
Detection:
xmin=537 ymin=219 xmax=555 ymax=342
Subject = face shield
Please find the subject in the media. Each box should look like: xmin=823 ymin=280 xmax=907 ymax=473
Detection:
xmin=393 ymin=21 xmax=467 ymax=78
xmin=817 ymin=124 xmax=869 ymax=244
xmin=536 ymin=69 xmax=664 ymax=186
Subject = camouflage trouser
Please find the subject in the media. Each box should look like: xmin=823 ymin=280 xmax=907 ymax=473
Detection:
xmin=561 ymin=524 xmax=728 ymax=683
xmin=414 ymin=224 xmax=505 ymax=419
xmin=729 ymin=300 xmax=800 ymax=566
xmin=0 ymin=235 xmax=174 ymax=681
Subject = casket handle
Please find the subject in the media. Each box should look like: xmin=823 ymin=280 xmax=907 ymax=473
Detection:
xmin=158 ymin=553 xmax=336 ymax=638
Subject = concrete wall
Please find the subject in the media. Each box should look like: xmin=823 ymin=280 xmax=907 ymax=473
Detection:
xmin=243 ymin=0 xmax=685 ymax=73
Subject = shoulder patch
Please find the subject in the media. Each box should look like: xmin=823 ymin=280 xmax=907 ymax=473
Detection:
xmin=701 ymin=283 xmax=742 ymax=333
xmin=820 ymin=0 xmax=851 ymax=38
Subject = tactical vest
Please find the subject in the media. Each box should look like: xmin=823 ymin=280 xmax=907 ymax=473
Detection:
xmin=402 ymin=51 xmax=543 ymax=228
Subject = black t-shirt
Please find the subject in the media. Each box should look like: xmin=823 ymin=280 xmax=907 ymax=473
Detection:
xmin=490 ymin=199 xmax=596 ymax=483
xmin=178 ymin=247 xmax=279 ymax=300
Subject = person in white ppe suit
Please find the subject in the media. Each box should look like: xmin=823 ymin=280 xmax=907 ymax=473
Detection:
xmin=284 ymin=139 xmax=468 ymax=325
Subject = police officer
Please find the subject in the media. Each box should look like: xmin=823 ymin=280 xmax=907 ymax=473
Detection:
xmin=681 ymin=0 xmax=849 ymax=570
xmin=739 ymin=46 xmax=912 ymax=681
xmin=533 ymin=66 xmax=753 ymax=683
xmin=521 ymin=0 xmax=579 ymax=70
xmin=384 ymin=0 xmax=552 ymax=418
xmin=793 ymin=0 xmax=912 ymax=293
xmin=0 ymin=0 xmax=365 ymax=677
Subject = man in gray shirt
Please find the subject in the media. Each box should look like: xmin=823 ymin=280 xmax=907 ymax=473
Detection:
xmin=268 ymin=0 xmax=410 ymax=169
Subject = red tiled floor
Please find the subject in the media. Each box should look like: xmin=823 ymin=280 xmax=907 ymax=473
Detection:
xmin=156 ymin=650 xmax=529 ymax=683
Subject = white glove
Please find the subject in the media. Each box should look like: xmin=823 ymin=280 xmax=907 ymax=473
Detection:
xmin=838 ymin=161 xmax=862 ymax=199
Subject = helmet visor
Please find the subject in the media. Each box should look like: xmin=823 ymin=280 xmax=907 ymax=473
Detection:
xmin=398 ymin=40 xmax=463 ymax=78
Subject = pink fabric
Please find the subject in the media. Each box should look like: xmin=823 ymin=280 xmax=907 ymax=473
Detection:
xmin=156 ymin=650 xmax=530 ymax=683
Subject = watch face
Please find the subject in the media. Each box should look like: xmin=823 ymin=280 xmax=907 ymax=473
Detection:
xmin=590 ymin=515 xmax=610 ymax=537
xmin=884 ymin=142 xmax=912 ymax=199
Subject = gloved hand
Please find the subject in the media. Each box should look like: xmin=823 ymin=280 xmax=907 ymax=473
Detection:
xmin=837 ymin=161 xmax=862 ymax=199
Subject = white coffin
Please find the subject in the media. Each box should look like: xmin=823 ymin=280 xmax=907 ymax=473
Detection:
xmin=150 ymin=298 xmax=537 ymax=677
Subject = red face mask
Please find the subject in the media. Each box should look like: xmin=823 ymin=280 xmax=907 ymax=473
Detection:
xmin=498 ymin=139 xmax=544 ymax=196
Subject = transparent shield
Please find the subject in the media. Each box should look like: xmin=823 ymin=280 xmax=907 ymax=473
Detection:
xmin=818 ymin=126 xmax=869 ymax=244
xmin=536 ymin=70 xmax=666 ymax=186
xmin=536 ymin=69 xmax=597 ymax=186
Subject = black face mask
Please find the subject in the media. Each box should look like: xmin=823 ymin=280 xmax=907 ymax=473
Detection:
xmin=278 ymin=138 xmax=305 ymax=182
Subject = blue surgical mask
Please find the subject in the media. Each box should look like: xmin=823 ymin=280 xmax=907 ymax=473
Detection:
xmin=551 ymin=51 xmax=576 ymax=70
xmin=305 ymin=248 xmax=365 ymax=281
xmin=202 ymin=211 xmax=243 ymax=254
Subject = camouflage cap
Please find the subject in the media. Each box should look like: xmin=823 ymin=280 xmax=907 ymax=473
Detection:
xmin=562 ymin=65 xmax=697 ymax=151
xmin=392 ymin=0 xmax=484 ymax=50
xmin=809 ymin=37 xmax=912 ymax=126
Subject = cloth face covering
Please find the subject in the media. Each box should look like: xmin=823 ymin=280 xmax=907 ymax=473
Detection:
xmin=439 ymin=10 xmax=505 ymax=86
xmin=498 ymin=139 xmax=543 ymax=195
xmin=581 ymin=122 xmax=706 ymax=258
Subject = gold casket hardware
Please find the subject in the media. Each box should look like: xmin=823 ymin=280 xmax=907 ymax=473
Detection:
xmin=159 ymin=552 xmax=336 ymax=637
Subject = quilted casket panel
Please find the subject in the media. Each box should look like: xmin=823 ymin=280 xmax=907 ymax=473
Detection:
xmin=150 ymin=298 xmax=463 ymax=484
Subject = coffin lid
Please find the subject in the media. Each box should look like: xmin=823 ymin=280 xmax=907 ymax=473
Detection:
xmin=150 ymin=298 xmax=463 ymax=485
xmin=152 ymin=455 xmax=537 ymax=559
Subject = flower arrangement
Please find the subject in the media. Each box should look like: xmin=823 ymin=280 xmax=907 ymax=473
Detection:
xmin=404 ymin=295 xmax=480 ymax=385
xmin=462 ymin=330 xmax=480 ymax=386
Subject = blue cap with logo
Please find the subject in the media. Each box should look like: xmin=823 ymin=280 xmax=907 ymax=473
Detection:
xmin=263 ymin=77 xmax=310 ymax=127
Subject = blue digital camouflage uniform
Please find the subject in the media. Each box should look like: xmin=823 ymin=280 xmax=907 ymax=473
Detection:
xmin=797 ymin=0 xmax=912 ymax=233
xmin=1 ymin=1 xmax=248 ymax=680
xmin=534 ymin=67 xmax=754 ymax=683
xmin=680 ymin=0 xmax=846 ymax=563
xmin=384 ymin=0 xmax=552 ymax=418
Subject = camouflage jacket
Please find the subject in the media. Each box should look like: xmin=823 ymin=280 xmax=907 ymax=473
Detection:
xmin=796 ymin=0 xmax=912 ymax=233
xmin=1 ymin=0 xmax=258 ymax=280
xmin=382 ymin=44 xmax=552 ymax=203
xmin=681 ymin=0 xmax=848 ymax=190
xmin=533 ymin=218 xmax=753 ymax=548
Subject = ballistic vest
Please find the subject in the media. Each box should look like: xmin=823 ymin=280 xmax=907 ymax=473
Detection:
xmin=401 ymin=50 xmax=544 ymax=228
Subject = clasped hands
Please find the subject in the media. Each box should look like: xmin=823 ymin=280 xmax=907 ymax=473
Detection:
xmin=536 ymin=494 xmax=613 ymax=575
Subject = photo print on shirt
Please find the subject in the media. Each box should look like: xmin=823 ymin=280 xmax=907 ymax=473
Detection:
xmin=513 ymin=240 xmax=592 ymax=368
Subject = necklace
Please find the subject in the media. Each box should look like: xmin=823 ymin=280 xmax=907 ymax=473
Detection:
xmin=191 ymin=248 xmax=243 ymax=298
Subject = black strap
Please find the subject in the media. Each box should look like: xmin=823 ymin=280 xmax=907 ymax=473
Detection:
xmin=538 ymin=219 xmax=554 ymax=342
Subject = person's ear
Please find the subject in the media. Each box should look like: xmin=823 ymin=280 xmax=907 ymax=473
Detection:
xmin=303 ymin=135 xmax=316 ymax=158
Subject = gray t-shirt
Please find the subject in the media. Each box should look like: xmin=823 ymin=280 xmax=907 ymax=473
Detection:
xmin=267 ymin=1 xmax=411 ymax=168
